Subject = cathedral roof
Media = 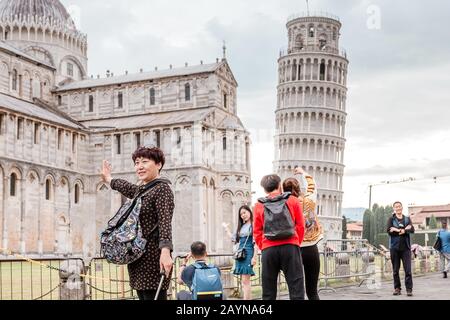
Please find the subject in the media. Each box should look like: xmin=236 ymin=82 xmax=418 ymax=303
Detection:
xmin=0 ymin=40 xmax=55 ymax=69
xmin=0 ymin=0 xmax=76 ymax=29
xmin=0 ymin=93 xmax=84 ymax=129
xmin=56 ymin=62 xmax=224 ymax=92
xmin=218 ymin=115 xmax=246 ymax=131
xmin=80 ymin=107 xmax=212 ymax=131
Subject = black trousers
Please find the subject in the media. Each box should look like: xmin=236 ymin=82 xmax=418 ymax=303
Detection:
xmin=261 ymin=244 xmax=305 ymax=300
xmin=301 ymin=244 xmax=320 ymax=300
xmin=136 ymin=289 xmax=167 ymax=300
xmin=390 ymin=248 xmax=413 ymax=291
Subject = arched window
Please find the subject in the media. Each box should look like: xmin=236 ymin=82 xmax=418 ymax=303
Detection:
xmin=117 ymin=92 xmax=123 ymax=108
xmin=10 ymin=173 xmax=17 ymax=196
xmin=12 ymin=69 xmax=18 ymax=91
xmin=319 ymin=34 xmax=328 ymax=50
xmin=45 ymin=179 xmax=51 ymax=200
xmin=295 ymin=34 xmax=304 ymax=50
xmin=74 ymin=184 xmax=80 ymax=204
xmin=88 ymin=95 xmax=94 ymax=112
xmin=223 ymin=136 xmax=227 ymax=150
xmin=34 ymin=123 xmax=40 ymax=144
xmin=150 ymin=88 xmax=156 ymax=105
xmin=154 ymin=130 xmax=161 ymax=148
xmin=320 ymin=62 xmax=326 ymax=81
xmin=309 ymin=25 xmax=315 ymax=37
xmin=67 ymin=62 xmax=74 ymax=77
xmin=185 ymin=83 xmax=191 ymax=101
xmin=223 ymin=93 xmax=227 ymax=109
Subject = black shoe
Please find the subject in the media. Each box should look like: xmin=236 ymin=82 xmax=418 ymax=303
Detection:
xmin=444 ymin=271 xmax=448 ymax=278
xmin=406 ymin=290 xmax=413 ymax=297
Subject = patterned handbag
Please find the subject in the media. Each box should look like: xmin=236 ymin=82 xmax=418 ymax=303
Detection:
xmin=100 ymin=179 xmax=162 ymax=265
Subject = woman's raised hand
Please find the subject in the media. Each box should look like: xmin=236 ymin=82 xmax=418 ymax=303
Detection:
xmin=101 ymin=160 xmax=112 ymax=184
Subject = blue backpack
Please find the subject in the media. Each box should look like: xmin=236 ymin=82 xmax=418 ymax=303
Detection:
xmin=191 ymin=263 xmax=223 ymax=300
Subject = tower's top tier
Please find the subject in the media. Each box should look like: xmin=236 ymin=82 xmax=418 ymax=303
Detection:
xmin=284 ymin=12 xmax=343 ymax=56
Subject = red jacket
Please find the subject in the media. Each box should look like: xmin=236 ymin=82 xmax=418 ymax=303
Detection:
xmin=253 ymin=192 xmax=305 ymax=251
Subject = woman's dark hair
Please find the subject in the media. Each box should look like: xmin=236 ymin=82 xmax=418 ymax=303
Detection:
xmin=283 ymin=178 xmax=301 ymax=198
xmin=132 ymin=147 xmax=165 ymax=172
xmin=191 ymin=241 xmax=207 ymax=258
xmin=235 ymin=205 xmax=253 ymax=243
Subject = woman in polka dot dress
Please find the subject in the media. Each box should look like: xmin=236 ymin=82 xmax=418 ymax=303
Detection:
xmin=101 ymin=147 xmax=174 ymax=300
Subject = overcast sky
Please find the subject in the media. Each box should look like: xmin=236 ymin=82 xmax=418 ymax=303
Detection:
xmin=62 ymin=0 xmax=450 ymax=211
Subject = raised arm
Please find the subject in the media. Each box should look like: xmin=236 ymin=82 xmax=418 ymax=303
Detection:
xmin=222 ymin=223 xmax=236 ymax=243
xmin=101 ymin=160 xmax=138 ymax=199
xmin=294 ymin=167 xmax=317 ymax=202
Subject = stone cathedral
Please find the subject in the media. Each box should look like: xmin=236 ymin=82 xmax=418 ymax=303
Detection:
xmin=0 ymin=0 xmax=251 ymax=258
xmin=274 ymin=13 xmax=348 ymax=241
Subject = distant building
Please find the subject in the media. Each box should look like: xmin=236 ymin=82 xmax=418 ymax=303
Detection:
xmin=409 ymin=204 xmax=450 ymax=230
xmin=346 ymin=222 xmax=363 ymax=240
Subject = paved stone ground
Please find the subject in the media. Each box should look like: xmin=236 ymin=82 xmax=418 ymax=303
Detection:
xmin=279 ymin=273 xmax=450 ymax=300
xmin=318 ymin=273 xmax=448 ymax=300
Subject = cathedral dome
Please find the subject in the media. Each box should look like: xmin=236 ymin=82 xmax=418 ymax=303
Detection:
xmin=0 ymin=0 xmax=76 ymax=30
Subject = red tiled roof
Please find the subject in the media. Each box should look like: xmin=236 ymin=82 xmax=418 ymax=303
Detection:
xmin=347 ymin=223 xmax=363 ymax=232
xmin=408 ymin=204 xmax=450 ymax=224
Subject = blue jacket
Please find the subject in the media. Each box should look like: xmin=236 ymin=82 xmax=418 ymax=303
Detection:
xmin=438 ymin=229 xmax=450 ymax=253
xmin=387 ymin=215 xmax=415 ymax=250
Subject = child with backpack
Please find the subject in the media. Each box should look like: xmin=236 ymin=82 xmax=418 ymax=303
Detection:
xmin=176 ymin=241 xmax=224 ymax=300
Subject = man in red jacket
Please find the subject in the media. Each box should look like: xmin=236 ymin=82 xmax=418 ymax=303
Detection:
xmin=254 ymin=174 xmax=305 ymax=300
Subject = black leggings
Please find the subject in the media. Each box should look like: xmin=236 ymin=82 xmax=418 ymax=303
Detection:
xmin=136 ymin=289 xmax=167 ymax=300
xmin=301 ymin=244 xmax=320 ymax=300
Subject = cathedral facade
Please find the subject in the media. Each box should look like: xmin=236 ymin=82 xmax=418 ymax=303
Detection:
xmin=0 ymin=0 xmax=251 ymax=258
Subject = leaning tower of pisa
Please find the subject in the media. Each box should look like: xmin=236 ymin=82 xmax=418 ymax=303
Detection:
xmin=274 ymin=13 xmax=348 ymax=241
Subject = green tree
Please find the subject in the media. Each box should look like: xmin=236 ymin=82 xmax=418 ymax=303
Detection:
xmin=429 ymin=215 xmax=438 ymax=229
xmin=385 ymin=205 xmax=393 ymax=216
xmin=384 ymin=205 xmax=393 ymax=225
xmin=342 ymin=216 xmax=348 ymax=250
xmin=370 ymin=210 xmax=377 ymax=245
xmin=373 ymin=206 xmax=385 ymax=246
xmin=342 ymin=216 xmax=348 ymax=239
xmin=363 ymin=209 xmax=372 ymax=243
xmin=372 ymin=203 xmax=379 ymax=212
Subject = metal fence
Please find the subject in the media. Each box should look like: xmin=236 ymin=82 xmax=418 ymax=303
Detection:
xmin=0 ymin=242 xmax=443 ymax=300
xmin=0 ymin=258 xmax=85 ymax=300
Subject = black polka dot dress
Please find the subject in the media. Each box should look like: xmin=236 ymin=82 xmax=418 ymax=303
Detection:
xmin=110 ymin=178 xmax=174 ymax=291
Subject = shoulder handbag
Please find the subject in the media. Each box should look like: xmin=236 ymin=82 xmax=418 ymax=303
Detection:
xmin=433 ymin=232 xmax=442 ymax=252
xmin=233 ymin=226 xmax=252 ymax=261
xmin=100 ymin=179 xmax=163 ymax=265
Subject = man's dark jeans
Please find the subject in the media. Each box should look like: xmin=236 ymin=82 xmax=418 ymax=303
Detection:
xmin=390 ymin=248 xmax=413 ymax=291
xmin=261 ymin=244 xmax=305 ymax=300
